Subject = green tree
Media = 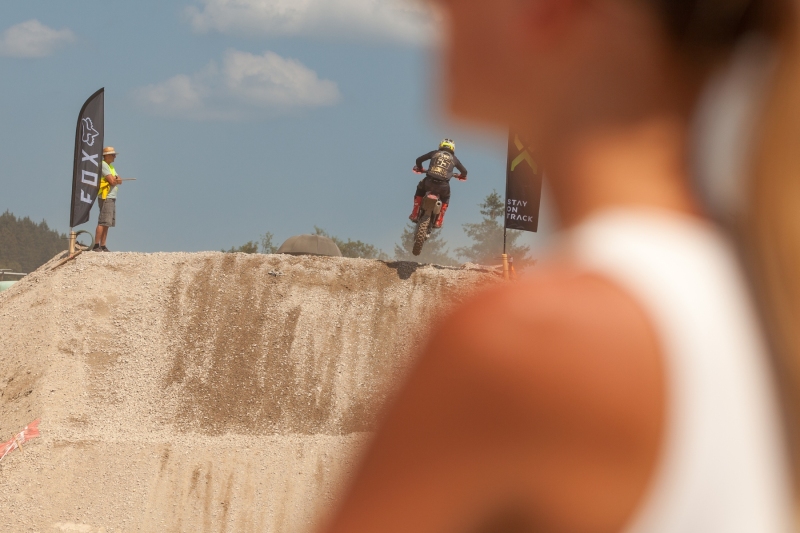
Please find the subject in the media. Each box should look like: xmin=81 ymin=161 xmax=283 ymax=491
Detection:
xmin=314 ymin=227 xmax=389 ymax=260
xmin=0 ymin=211 xmax=68 ymax=273
xmin=394 ymin=223 xmax=457 ymax=266
xmin=223 ymin=241 xmax=260 ymax=254
xmin=260 ymin=232 xmax=278 ymax=254
xmin=456 ymin=191 xmax=531 ymax=266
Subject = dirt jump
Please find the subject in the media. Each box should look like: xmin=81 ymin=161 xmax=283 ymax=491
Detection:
xmin=0 ymin=252 xmax=497 ymax=533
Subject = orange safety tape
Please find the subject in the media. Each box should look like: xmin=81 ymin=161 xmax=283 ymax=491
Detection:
xmin=0 ymin=419 xmax=41 ymax=462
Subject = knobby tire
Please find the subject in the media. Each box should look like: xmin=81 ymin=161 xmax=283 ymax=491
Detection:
xmin=413 ymin=217 xmax=430 ymax=256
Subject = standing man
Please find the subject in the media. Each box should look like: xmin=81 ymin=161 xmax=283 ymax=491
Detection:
xmin=93 ymin=146 xmax=122 ymax=252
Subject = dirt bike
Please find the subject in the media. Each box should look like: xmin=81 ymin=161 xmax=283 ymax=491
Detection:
xmin=411 ymin=167 xmax=466 ymax=256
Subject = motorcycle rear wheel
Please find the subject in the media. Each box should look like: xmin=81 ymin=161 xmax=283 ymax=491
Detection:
xmin=412 ymin=217 xmax=430 ymax=256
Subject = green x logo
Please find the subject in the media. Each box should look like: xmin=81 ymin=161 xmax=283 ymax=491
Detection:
xmin=511 ymin=135 xmax=537 ymax=173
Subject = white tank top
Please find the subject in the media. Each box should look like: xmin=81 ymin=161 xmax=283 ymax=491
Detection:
xmin=565 ymin=208 xmax=794 ymax=533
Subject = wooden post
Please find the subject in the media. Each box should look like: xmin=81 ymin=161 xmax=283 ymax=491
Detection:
xmin=69 ymin=230 xmax=77 ymax=256
xmin=51 ymin=250 xmax=82 ymax=271
xmin=13 ymin=436 xmax=23 ymax=454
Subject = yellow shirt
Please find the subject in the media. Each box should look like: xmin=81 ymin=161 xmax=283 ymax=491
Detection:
xmin=99 ymin=162 xmax=117 ymax=200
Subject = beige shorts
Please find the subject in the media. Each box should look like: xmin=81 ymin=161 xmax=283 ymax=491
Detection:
xmin=98 ymin=199 xmax=116 ymax=227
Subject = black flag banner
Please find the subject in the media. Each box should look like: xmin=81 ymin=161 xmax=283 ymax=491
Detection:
xmin=70 ymin=88 xmax=104 ymax=228
xmin=505 ymin=131 xmax=543 ymax=233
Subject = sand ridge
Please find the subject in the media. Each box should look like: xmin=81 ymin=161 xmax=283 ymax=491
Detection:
xmin=0 ymin=251 xmax=497 ymax=532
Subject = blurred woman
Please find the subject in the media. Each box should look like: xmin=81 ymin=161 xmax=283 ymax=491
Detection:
xmin=318 ymin=0 xmax=798 ymax=532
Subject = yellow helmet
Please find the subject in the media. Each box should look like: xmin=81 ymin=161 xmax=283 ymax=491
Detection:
xmin=439 ymin=138 xmax=455 ymax=153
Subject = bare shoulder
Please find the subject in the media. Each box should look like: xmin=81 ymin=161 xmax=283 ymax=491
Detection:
xmin=423 ymin=266 xmax=666 ymax=530
xmin=433 ymin=266 xmax=665 ymax=403
xmin=323 ymin=266 xmax=665 ymax=533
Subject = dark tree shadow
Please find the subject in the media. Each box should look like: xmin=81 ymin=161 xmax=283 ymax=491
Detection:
xmin=384 ymin=261 xmax=421 ymax=280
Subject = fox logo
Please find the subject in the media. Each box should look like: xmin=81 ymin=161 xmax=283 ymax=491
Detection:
xmin=82 ymin=118 xmax=99 ymax=146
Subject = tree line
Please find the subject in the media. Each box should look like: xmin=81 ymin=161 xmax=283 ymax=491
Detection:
xmin=225 ymin=191 xmax=533 ymax=267
xmin=0 ymin=211 xmax=68 ymax=273
xmin=0 ymin=191 xmax=533 ymax=274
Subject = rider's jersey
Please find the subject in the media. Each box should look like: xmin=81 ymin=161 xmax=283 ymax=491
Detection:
xmin=416 ymin=150 xmax=468 ymax=181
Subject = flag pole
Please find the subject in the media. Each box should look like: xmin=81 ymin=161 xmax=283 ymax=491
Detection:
xmin=502 ymin=228 xmax=509 ymax=281
xmin=503 ymin=216 xmax=511 ymax=281
xmin=503 ymin=132 xmax=510 ymax=281
xmin=69 ymin=228 xmax=76 ymax=256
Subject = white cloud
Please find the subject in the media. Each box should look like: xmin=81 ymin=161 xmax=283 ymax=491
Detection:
xmin=0 ymin=20 xmax=75 ymax=58
xmin=134 ymin=49 xmax=341 ymax=120
xmin=185 ymin=0 xmax=436 ymax=45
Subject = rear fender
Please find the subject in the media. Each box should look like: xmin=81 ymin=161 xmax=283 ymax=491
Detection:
xmin=422 ymin=193 xmax=442 ymax=215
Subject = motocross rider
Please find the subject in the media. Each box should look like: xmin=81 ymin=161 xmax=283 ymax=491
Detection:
xmin=410 ymin=139 xmax=468 ymax=228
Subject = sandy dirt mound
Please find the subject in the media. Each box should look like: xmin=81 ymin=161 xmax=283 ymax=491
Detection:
xmin=0 ymin=252 xmax=497 ymax=533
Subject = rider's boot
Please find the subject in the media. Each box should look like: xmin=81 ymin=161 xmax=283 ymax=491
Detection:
xmin=435 ymin=203 xmax=449 ymax=228
xmin=409 ymin=196 xmax=423 ymax=222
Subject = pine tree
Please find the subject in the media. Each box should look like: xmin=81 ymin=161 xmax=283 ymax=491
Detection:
xmin=456 ymin=191 xmax=531 ymax=266
xmin=394 ymin=223 xmax=457 ymax=266
xmin=0 ymin=211 xmax=68 ymax=273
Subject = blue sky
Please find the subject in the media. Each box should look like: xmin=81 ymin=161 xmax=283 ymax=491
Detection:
xmin=0 ymin=0 xmax=554 ymax=257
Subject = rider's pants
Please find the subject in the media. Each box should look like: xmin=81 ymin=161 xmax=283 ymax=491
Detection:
xmin=415 ymin=177 xmax=451 ymax=204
